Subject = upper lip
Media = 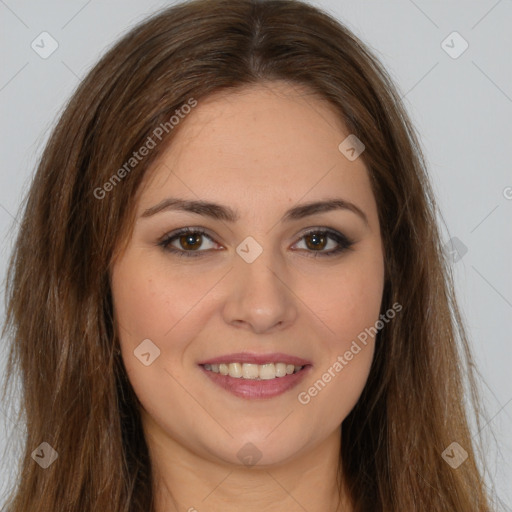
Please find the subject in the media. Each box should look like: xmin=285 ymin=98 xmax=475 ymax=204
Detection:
xmin=198 ymin=352 xmax=312 ymax=366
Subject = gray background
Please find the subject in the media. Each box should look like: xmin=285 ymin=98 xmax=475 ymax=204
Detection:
xmin=1 ymin=0 xmax=511 ymax=509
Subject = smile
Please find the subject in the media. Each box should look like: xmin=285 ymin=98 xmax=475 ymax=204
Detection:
xmin=199 ymin=363 xmax=312 ymax=400
xmin=203 ymin=362 xmax=304 ymax=380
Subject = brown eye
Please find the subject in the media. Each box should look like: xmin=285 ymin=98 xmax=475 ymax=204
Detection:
xmin=293 ymin=228 xmax=354 ymax=257
xmin=178 ymin=233 xmax=203 ymax=250
xmin=304 ymin=232 xmax=328 ymax=251
xmin=159 ymin=228 xmax=219 ymax=257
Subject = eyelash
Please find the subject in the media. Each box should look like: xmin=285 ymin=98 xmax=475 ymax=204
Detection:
xmin=158 ymin=227 xmax=354 ymax=258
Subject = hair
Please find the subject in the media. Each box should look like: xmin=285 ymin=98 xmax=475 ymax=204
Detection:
xmin=1 ymin=0 xmax=495 ymax=510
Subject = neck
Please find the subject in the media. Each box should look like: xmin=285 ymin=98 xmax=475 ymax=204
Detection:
xmin=142 ymin=413 xmax=352 ymax=512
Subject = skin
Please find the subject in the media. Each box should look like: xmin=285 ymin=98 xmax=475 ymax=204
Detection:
xmin=111 ymin=81 xmax=385 ymax=512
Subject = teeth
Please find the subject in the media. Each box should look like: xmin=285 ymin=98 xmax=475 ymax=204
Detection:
xmin=203 ymin=362 xmax=304 ymax=380
xmin=275 ymin=363 xmax=287 ymax=377
xmin=242 ymin=363 xmax=259 ymax=379
xmin=228 ymin=362 xmax=242 ymax=378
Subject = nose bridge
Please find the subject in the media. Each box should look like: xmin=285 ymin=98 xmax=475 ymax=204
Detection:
xmin=221 ymin=238 xmax=297 ymax=333
xmin=238 ymin=244 xmax=283 ymax=296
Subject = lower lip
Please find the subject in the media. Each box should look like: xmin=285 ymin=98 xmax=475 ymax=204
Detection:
xmin=199 ymin=365 xmax=312 ymax=400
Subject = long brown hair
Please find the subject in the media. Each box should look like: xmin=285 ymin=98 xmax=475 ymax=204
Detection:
xmin=1 ymin=0 xmax=494 ymax=510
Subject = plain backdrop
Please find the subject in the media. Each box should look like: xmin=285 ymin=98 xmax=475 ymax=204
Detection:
xmin=1 ymin=0 xmax=511 ymax=509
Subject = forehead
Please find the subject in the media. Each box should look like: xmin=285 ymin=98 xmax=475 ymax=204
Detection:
xmin=138 ymin=82 xmax=375 ymax=221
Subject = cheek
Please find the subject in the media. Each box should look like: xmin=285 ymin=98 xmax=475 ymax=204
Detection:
xmin=110 ymin=254 xmax=226 ymax=409
xmin=295 ymin=245 xmax=384 ymax=417
xmin=306 ymin=245 xmax=385 ymax=347
xmin=111 ymin=253 xmax=220 ymax=345
xmin=296 ymin=343 xmax=374 ymax=428
xmin=110 ymin=257 xmax=205 ymax=431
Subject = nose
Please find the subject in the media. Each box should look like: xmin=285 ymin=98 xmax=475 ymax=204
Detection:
xmin=221 ymin=247 xmax=298 ymax=334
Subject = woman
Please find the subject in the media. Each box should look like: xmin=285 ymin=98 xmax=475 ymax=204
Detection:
xmin=1 ymin=0 xmax=494 ymax=510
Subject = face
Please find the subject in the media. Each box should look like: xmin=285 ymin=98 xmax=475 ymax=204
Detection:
xmin=111 ymin=81 xmax=385 ymax=468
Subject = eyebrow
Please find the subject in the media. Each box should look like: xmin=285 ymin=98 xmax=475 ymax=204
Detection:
xmin=141 ymin=197 xmax=369 ymax=226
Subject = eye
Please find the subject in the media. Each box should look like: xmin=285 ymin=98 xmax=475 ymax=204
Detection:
xmin=158 ymin=227 xmax=354 ymax=258
xmin=291 ymin=228 xmax=354 ymax=257
xmin=158 ymin=227 xmax=221 ymax=257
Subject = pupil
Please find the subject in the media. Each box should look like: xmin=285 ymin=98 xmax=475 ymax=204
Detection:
xmin=181 ymin=233 xmax=201 ymax=250
xmin=306 ymin=233 xmax=325 ymax=250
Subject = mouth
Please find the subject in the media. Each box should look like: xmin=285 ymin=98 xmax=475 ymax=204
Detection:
xmin=201 ymin=362 xmax=306 ymax=380
xmin=198 ymin=352 xmax=312 ymax=400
